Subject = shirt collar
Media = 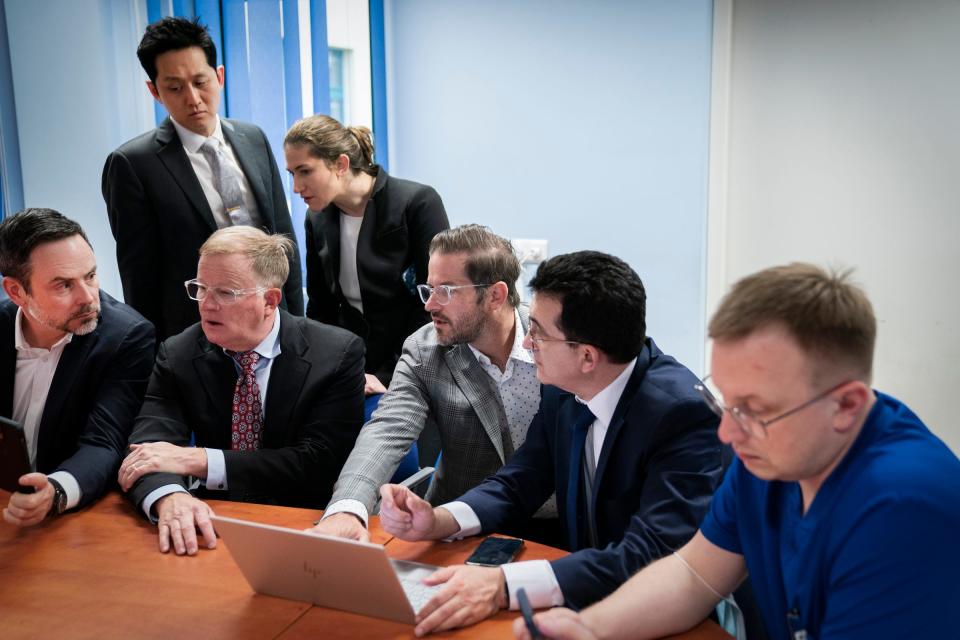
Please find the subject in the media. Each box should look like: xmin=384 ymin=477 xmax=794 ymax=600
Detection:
xmin=14 ymin=307 xmax=74 ymax=352
xmin=171 ymin=115 xmax=224 ymax=154
xmin=468 ymin=308 xmax=533 ymax=367
xmin=577 ymin=357 xmax=637 ymax=429
xmin=222 ymin=308 xmax=282 ymax=362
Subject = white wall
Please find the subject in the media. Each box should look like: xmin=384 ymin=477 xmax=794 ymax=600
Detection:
xmin=385 ymin=0 xmax=715 ymax=372
xmin=709 ymin=0 xmax=960 ymax=451
xmin=4 ymin=0 xmax=151 ymax=299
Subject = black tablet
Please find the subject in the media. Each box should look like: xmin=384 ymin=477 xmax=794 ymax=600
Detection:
xmin=0 ymin=416 xmax=32 ymax=493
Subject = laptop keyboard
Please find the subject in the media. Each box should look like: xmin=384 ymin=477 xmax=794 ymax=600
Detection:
xmin=393 ymin=560 xmax=442 ymax=613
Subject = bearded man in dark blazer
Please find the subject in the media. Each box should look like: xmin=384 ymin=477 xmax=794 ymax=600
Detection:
xmin=102 ymin=16 xmax=303 ymax=341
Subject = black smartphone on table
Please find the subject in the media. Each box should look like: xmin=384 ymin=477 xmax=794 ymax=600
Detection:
xmin=465 ymin=535 xmax=524 ymax=566
xmin=0 ymin=416 xmax=33 ymax=493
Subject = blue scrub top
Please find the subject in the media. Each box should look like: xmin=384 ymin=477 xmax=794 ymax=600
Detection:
xmin=701 ymin=392 xmax=960 ymax=640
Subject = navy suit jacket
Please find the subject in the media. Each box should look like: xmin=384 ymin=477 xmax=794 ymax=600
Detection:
xmin=102 ymin=117 xmax=304 ymax=341
xmin=0 ymin=292 xmax=155 ymax=508
xmin=459 ymin=338 xmax=723 ymax=609
xmin=126 ymin=311 xmax=365 ymax=510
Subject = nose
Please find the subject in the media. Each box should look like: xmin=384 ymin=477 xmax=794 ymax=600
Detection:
xmin=521 ymin=332 xmax=534 ymax=351
xmin=199 ymin=291 xmax=220 ymax=312
xmin=716 ymin=411 xmax=747 ymax=445
xmin=76 ymin=280 xmax=97 ymax=306
xmin=423 ymin=291 xmax=441 ymax=313
xmin=184 ymin=83 xmax=201 ymax=106
xmin=292 ymin=175 xmax=304 ymax=194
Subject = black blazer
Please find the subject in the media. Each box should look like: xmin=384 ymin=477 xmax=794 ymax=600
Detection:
xmin=459 ymin=339 xmax=723 ymax=609
xmin=126 ymin=311 xmax=365 ymax=510
xmin=305 ymin=168 xmax=448 ymax=384
xmin=0 ymin=293 xmax=155 ymax=508
xmin=102 ymin=117 xmax=304 ymax=341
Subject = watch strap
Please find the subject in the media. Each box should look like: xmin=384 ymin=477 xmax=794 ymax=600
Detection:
xmin=47 ymin=477 xmax=67 ymax=517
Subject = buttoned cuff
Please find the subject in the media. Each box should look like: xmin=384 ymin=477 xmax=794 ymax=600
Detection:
xmin=501 ymin=560 xmax=565 ymax=610
xmin=203 ymin=448 xmax=227 ymax=490
xmin=322 ymin=499 xmax=369 ymax=528
xmin=439 ymin=501 xmax=482 ymax=540
xmin=142 ymin=485 xmax=189 ymax=523
xmin=48 ymin=470 xmax=81 ymax=511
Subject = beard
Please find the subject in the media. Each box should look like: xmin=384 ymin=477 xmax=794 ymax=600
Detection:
xmin=26 ymin=299 xmax=100 ymax=337
xmin=432 ymin=304 xmax=488 ymax=346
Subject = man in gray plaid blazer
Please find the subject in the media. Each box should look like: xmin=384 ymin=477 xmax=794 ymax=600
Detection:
xmin=309 ymin=225 xmax=542 ymax=542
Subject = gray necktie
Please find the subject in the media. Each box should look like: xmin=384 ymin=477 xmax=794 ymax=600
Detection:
xmin=199 ymin=138 xmax=255 ymax=227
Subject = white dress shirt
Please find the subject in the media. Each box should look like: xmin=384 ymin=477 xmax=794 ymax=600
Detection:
xmin=170 ymin=116 xmax=262 ymax=229
xmin=141 ymin=309 xmax=283 ymax=518
xmin=323 ymin=309 xmax=543 ymax=526
xmin=338 ymin=213 xmax=364 ymax=312
xmin=442 ymin=358 xmax=638 ymax=610
xmin=12 ymin=308 xmax=82 ymax=508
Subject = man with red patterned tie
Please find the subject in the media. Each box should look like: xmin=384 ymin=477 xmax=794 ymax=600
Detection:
xmin=119 ymin=226 xmax=364 ymax=556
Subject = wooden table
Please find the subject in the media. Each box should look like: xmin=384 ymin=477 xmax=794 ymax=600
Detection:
xmin=0 ymin=491 xmax=729 ymax=639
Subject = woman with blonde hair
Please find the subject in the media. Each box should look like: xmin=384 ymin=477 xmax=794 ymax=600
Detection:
xmin=284 ymin=115 xmax=449 ymax=395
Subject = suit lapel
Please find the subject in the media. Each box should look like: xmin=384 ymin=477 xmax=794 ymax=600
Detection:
xmin=192 ymin=334 xmax=237 ymax=449
xmin=262 ymin=313 xmax=309 ymax=447
xmin=591 ymin=342 xmax=653 ymax=506
xmin=317 ymin=211 xmax=342 ymax=298
xmin=155 ymin=119 xmax=219 ymax=233
xmin=222 ymin=119 xmax=274 ymax=231
xmin=0 ymin=306 xmax=16 ymax=418
xmin=35 ymin=330 xmax=99 ymax=467
xmin=444 ymin=345 xmax=511 ymax=463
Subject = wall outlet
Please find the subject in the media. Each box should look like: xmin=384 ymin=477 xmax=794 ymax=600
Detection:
xmin=513 ymin=238 xmax=548 ymax=264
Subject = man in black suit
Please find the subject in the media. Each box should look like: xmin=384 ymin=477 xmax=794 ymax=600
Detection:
xmin=102 ymin=16 xmax=303 ymax=341
xmin=0 ymin=208 xmax=155 ymax=527
xmin=379 ymin=251 xmax=722 ymax=635
xmin=119 ymin=226 xmax=364 ymax=556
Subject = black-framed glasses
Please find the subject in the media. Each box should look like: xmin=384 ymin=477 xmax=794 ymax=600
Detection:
xmin=416 ymin=283 xmax=489 ymax=305
xmin=184 ymin=279 xmax=268 ymax=306
xmin=525 ymin=323 xmax=580 ymax=351
xmin=694 ymin=375 xmax=851 ymax=439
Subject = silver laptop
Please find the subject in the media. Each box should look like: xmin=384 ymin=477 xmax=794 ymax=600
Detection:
xmin=211 ymin=514 xmax=442 ymax=624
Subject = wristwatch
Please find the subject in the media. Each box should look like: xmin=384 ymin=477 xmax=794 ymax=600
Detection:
xmin=47 ymin=477 xmax=68 ymax=517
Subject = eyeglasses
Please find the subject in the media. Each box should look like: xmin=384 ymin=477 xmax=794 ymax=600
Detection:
xmin=416 ymin=283 xmax=489 ymax=305
xmin=694 ymin=375 xmax=851 ymax=439
xmin=184 ymin=279 xmax=268 ymax=306
xmin=525 ymin=323 xmax=580 ymax=351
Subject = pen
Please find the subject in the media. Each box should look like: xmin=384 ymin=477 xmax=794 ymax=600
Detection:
xmin=516 ymin=588 xmax=543 ymax=639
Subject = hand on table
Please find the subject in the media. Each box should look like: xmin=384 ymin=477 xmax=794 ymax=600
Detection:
xmin=414 ymin=564 xmax=506 ymax=636
xmin=118 ymin=442 xmax=207 ymax=490
xmin=306 ymin=511 xmax=370 ymax=543
xmin=364 ymin=373 xmax=387 ymax=396
xmin=155 ymin=492 xmax=217 ymax=556
xmin=513 ymin=608 xmax=598 ymax=640
xmin=2 ymin=473 xmax=54 ymax=527
xmin=378 ymin=484 xmax=438 ymax=541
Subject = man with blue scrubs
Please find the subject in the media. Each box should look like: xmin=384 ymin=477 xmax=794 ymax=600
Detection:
xmin=515 ymin=263 xmax=960 ymax=640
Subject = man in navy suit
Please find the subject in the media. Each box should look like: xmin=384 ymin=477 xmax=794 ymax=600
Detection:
xmin=0 ymin=208 xmax=155 ymax=526
xmin=103 ymin=16 xmax=303 ymax=341
xmin=379 ymin=251 xmax=723 ymax=635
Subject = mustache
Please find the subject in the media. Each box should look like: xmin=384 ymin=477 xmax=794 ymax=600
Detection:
xmin=72 ymin=303 xmax=100 ymax=320
xmin=431 ymin=312 xmax=449 ymax=324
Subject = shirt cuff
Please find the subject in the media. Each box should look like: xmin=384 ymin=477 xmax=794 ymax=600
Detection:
xmin=48 ymin=470 xmax=81 ymax=511
xmin=203 ymin=448 xmax=227 ymax=490
xmin=502 ymin=560 xmax=565 ymax=610
xmin=439 ymin=501 xmax=482 ymax=540
xmin=322 ymin=499 xmax=369 ymax=528
xmin=142 ymin=485 xmax=189 ymax=523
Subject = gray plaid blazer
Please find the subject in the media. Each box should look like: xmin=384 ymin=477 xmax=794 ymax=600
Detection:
xmin=328 ymin=305 xmax=531 ymax=512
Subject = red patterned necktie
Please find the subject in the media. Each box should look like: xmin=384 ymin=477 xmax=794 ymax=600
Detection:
xmin=230 ymin=350 xmax=262 ymax=451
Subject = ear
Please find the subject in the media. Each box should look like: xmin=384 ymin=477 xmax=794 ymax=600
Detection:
xmin=263 ymin=288 xmax=282 ymax=313
xmin=216 ymin=65 xmax=225 ymax=88
xmin=335 ymin=154 xmax=351 ymax=177
xmin=579 ymin=344 xmax=601 ymax=374
xmin=2 ymin=276 xmax=28 ymax=307
xmin=146 ymin=80 xmax=161 ymax=102
xmin=832 ymin=381 xmax=871 ymax=433
xmin=484 ymin=281 xmax=509 ymax=311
